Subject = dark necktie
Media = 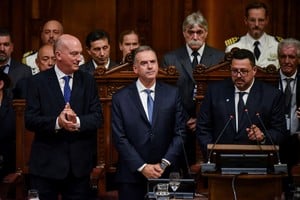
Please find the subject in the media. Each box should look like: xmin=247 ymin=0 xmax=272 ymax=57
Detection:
xmin=191 ymin=51 xmax=199 ymax=69
xmin=254 ymin=41 xmax=261 ymax=60
xmin=238 ymin=92 xmax=246 ymax=129
xmin=63 ymin=76 xmax=71 ymax=103
xmin=284 ymin=78 xmax=293 ymax=116
xmin=0 ymin=64 xmax=9 ymax=73
xmin=144 ymin=89 xmax=154 ymax=124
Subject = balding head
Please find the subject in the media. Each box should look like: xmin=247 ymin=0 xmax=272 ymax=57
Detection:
xmin=41 ymin=20 xmax=64 ymax=45
xmin=54 ymin=34 xmax=82 ymax=74
xmin=35 ymin=44 xmax=56 ymax=72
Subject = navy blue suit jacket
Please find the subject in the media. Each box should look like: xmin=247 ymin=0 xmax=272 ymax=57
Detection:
xmin=161 ymin=45 xmax=224 ymax=116
xmin=25 ymin=67 xmax=103 ymax=179
xmin=197 ymin=78 xmax=287 ymax=158
xmin=111 ymin=81 xmax=187 ymax=183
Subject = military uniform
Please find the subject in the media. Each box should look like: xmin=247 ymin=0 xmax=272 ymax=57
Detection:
xmin=22 ymin=51 xmax=39 ymax=75
xmin=225 ymin=33 xmax=282 ymax=69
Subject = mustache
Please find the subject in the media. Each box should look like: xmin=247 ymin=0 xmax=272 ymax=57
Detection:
xmin=188 ymin=40 xmax=201 ymax=46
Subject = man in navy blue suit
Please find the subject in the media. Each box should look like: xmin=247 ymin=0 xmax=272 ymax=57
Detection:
xmin=112 ymin=45 xmax=187 ymax=200
xmin=25 ymin=34 xmax=103 ymax=200
xmin=197 ymin=49 xmax=287 ymax=158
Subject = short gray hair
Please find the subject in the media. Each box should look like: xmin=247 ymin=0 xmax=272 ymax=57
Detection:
xmin=182 ymin=11 xmax=208 ymax=32
xmin=133 ymin=45 xmax=156 ymax=64
xmin=278 ymin=38 xmax=300 ymax=58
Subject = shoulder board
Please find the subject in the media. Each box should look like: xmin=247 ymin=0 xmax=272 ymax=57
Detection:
xmin=275 ymin=36 xmax=283 ymax=42
xmin=225 ymin=37 xmax=240 ymax=47
xmin=22 ymin=50 xmax=37 ymax=58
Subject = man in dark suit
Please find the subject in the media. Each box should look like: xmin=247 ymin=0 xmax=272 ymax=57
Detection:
xmin=0 ymin=69 xmax=15 ymax=181
xmin=80 ymin=29 xmax=117 ymax=75
xmin=277 ymin=38 xmax=300 ymax=198
xmin=161 ymin=11 xmax=224 ymax=171
xmin=197 ymin=49 xmax=287 ymax=158
xmin=0 ymin=28 xmax=32 ymax=98
xmin=25 ymin=34 xmax=103 ymax=200
xmin=112 ymin=45 xmax=187 ymax=200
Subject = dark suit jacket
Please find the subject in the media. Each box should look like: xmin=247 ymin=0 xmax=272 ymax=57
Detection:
xmin=0 ymin=93 xmax=16 ymax=179
xmin=79 ymin=59 xmax=118 ymax=75
xmin=6 ymin=59 xmax=32 ymax=98
xmin=111 ymin=81 xmax=187 ymax=183
xmin=161 ymin=45 xmax=224 ymax=117
xmin=8 ymin=59 xmax=32 ymax=89
xmin=197 ymin=79 xmax=287 ymax=158
xmin=25 ymin=67 xmax=103 ymax=179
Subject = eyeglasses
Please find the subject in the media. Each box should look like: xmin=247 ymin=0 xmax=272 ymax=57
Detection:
xmin=231 ymin=69 xmax=250 ymax=77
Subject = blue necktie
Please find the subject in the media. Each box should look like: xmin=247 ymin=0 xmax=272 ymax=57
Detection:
xmin=63 ymin=76 xmax=71 ymax=103
xmin=145 ymin=89 xmax=154 ymax=124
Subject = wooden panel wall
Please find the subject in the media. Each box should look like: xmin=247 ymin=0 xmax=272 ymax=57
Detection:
xmin=1 ymin=0 xmax=299 ymax=65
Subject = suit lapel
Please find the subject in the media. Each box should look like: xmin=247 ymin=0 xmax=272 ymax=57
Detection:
xmin=48 ymin=68 xmax=66 ymax=107
xmin=223 ymin=83 xmax=236 ymax=131
xmin=178 ymin=48 xmax=195 ymax=83
xmin=128 ymin=84 xmax=150 ymax=125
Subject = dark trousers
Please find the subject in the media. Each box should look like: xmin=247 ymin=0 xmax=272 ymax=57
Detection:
xmin=118 ymin=182 xmax=147 ymax=200
xmin=30 ymin=173 xmax=92 ymax=200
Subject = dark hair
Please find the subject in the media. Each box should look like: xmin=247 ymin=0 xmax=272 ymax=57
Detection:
xmin=133 ymin=45 xmax=155 ymax=64
xmin=245 ymin=2 xmax=268 ymax=17
xmin=0 ymin=28 xmax=12 ymax=41
xmin=85 ymin=29 xmax=110 ymax=48
xmin=118 ymin=29 xmax=139 ymax=44
xmin=231 ymin=49 xmax=256 ymax=67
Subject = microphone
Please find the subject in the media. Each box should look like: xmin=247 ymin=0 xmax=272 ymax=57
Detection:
xmin=256 ymin=112 xmax=287 ymax=174
xmin=201 ymin=115 xmax=234 ymax=173
xmin=244 ymin=108 xmax=259 ymax=144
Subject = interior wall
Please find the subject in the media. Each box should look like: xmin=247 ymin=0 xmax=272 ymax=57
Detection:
xmin=1 ymin=0 xmax=299 ymax=64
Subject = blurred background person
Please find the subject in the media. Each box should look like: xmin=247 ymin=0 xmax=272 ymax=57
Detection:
xmin=225 ymin=1 xmax=282 ymax=69
xmin=80 ymin=29 xmax=117 ymax=75
xmin=118 ymin=29 xmax=140 ymax=64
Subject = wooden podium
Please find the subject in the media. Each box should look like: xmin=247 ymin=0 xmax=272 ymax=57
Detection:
xmin=202 ymin=144 xmax=287 ymax=200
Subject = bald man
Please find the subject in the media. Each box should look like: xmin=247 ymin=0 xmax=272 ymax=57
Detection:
xmin=22 ymin=20 xmax=63 ymax=74
xmin=35 ymin=44 xmax=56 ymax=72
xmin=25 ymin=34 xmax=103 ymax=199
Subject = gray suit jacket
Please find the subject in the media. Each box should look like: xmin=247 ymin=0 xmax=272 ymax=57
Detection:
xmin=161 ymin=45 xmax=224 ymax=116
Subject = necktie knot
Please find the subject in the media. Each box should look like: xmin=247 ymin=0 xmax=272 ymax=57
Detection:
xmin=253 ymin=41 xmax=261 ymax=60
xmin=144 ymin=89 xmax=154 ymax=124
xmin=63 ymin=76 xmax=71 ymax=103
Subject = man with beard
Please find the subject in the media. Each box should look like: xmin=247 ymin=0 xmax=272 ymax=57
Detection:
xmin=22 ymin=20 xmax=64 ymax=75
xmin=161 ymin=11 xmax=224 ymax=175
xmin=0 ymin=28 xmax=32 ymax=98
xmin=225 ymin=2 xmax=282 ymax=69
xmin=197 ymin=49 xmax=287 ymax=158
xmin=80 ymin=29 xmax=117 ymax=75
xmin=23 ymin=20 xmax=84 ymax=75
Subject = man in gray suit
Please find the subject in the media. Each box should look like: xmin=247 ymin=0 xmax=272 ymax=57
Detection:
xmin=161 ymin=12 xmax=224 ymax=170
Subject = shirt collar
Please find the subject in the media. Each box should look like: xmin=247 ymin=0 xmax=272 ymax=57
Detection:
xmin=280 ymin=70 xmax=297 ymax=80
xmin=54 ymin=65 xmax=74 ymax=79
xmin=186 ymin=43 xmax=205 ymax=57
xmin=136 ymin=79 xmax=156 ymax=93
xmin=92 ymin=59 xmax=110 ymax=69
xmin=234 ymin=78 xmax=255 ymax=93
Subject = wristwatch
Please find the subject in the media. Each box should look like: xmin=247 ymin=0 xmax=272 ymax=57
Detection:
xmin=160 ymin=160 xmax=169 ymax=171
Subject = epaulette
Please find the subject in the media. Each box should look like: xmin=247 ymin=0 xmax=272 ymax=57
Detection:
xmin=275 ymin=36 xmax=283 ymax=42
xmin=224 ymin=37 xmax=240 ymax=47
xmin=22 ymin=50 xmax=37 ymax=58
